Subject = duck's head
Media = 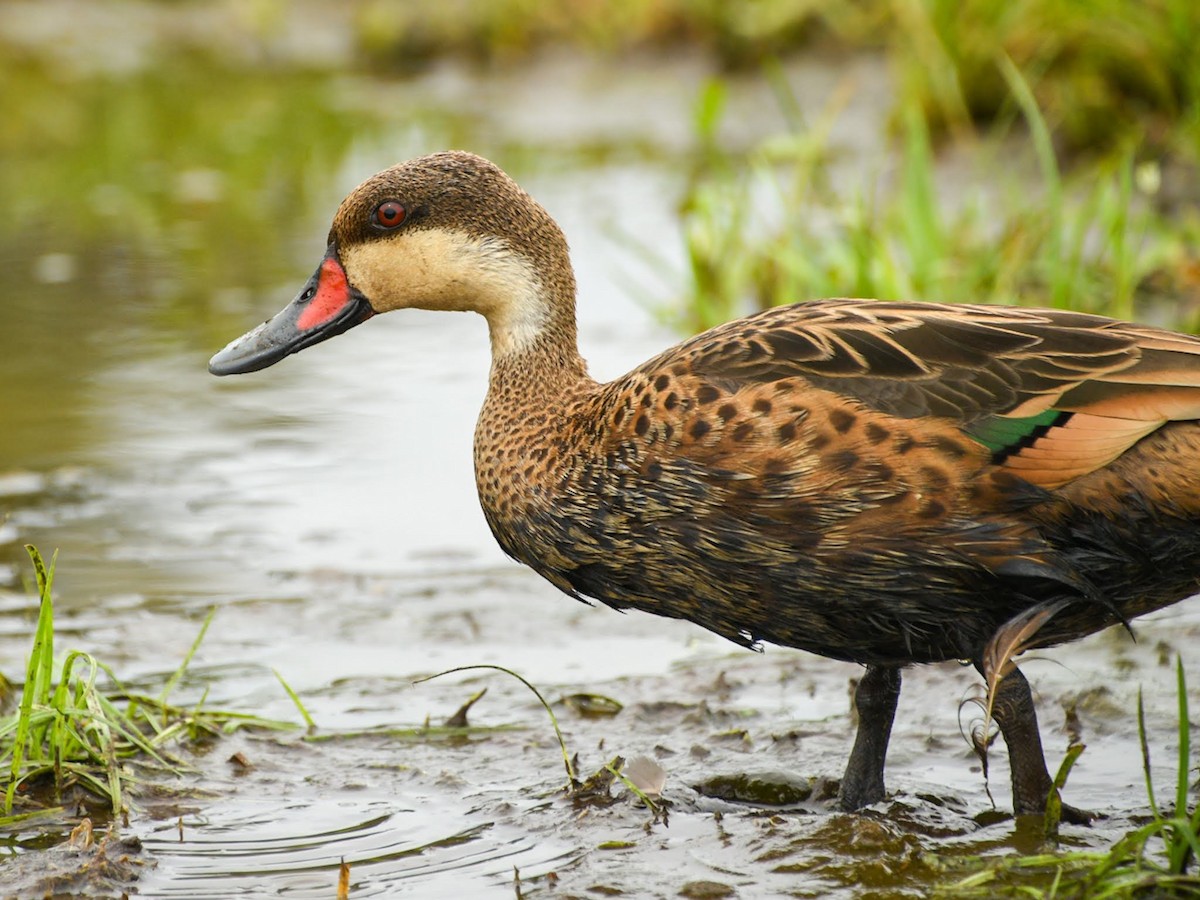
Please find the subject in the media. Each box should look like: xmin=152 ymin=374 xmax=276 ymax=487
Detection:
xmin=209 ymin=151 xmax=575 ymax=376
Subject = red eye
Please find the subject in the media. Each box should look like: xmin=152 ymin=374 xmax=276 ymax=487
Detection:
xmin=374 ymin=201 xmax=406 ymax=229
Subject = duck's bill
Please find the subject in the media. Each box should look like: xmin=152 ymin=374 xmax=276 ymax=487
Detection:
xmin=208 ymin=254 xmax=375 ymax=376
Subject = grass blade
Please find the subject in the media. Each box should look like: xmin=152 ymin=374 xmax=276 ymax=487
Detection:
xmin=1173 ymin=657 xmax=1190 ymax=827
xmin=1138 ymin=687 xmax=1162 ymax=820
xmin=7 ymin=546 xmax=58 ymax=812
xmin=997 ymin=53 xmax=1064 ymax=304
xmin=158 ymin=606 xmax=217 ymax=712
xmin=273 ymin=668 xmax=315 ymax=731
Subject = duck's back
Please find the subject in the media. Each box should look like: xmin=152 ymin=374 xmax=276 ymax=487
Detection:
xmin=474 ymin=299 xmax=1200 ymax=665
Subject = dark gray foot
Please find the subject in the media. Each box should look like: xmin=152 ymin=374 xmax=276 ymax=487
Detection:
xmin=977 ymin=663 xmax=1091 ymax=823
xmin=836 ymin=665 xmax=902 ymax=811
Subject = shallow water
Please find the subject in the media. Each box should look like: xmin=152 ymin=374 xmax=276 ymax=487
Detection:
xmin=1 ymin=7 xmax=1198 ymax=898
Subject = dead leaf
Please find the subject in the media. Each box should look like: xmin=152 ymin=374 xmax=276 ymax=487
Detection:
xmin=228 ymin=751 xmax=253 ymax=770
xmin=68 ymin=817 xmax=93 ymax=850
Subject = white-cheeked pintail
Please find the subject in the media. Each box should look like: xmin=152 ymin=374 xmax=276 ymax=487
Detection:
xmin=211 ymin=151 xmax=1200 ymax=818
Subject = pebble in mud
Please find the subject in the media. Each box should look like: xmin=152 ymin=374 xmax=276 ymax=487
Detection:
xmin=679 ymin=880 xmax=736 ymax=898
xmin=694 ymin=771 xmax=821 ymax=806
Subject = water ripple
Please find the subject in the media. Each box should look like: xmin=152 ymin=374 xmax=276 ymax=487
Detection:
xmin=139 ymin=796 xmax=575 ymax=898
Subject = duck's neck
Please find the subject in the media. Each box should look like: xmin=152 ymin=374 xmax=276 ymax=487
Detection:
xmin=484 ymin=314 xmax=592 ymax=404
xmin=472 ymin=277 xmax=597 ymax=569
xmin=481 ymin=271 xmax=592 ymax=400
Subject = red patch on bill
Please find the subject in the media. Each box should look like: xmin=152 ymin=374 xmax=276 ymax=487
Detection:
xmin=297 ymin=257 xmax=352 ymax=331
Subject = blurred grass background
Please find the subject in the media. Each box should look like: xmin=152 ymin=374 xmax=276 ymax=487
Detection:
xmin=355 ymin=0 xmax=1200 ymax=161
xmin=1 ymin=0 xmax=1197 ymax=332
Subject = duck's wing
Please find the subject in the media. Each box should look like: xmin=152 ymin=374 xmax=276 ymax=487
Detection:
xmin=678 ymin=299 xmax=1200 ymax=489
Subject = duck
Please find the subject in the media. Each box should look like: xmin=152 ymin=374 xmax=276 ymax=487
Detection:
xmin=210 ymin=151 xmax=1200 ymax=818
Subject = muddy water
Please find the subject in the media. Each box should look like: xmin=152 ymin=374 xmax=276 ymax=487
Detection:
xmin=1 ymin=15 xmax=1198 ymax=899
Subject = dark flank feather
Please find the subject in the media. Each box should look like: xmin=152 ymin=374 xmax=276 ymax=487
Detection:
xmin=212 ymin=152 xmax=1200 ymax=818
xmin=980 ymin=599 xmax=1071 ymax=745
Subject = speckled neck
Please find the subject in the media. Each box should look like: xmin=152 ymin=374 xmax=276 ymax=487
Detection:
xmin=484 ymin=302 xmax=591 ymax=394
xmin=472 ymin=278 xmax=596 ymax=557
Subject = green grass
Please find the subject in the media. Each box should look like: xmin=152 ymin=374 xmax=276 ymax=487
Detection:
xmin=670 ymin=64 xmax=1199 ymax=332
xmin=933 ymin=657 xmax=1199 ymax=898
xmin=0 ymin=546 xmax=298 ymax=821
xmin=3 ymin=3 xmax=1196 ymax=348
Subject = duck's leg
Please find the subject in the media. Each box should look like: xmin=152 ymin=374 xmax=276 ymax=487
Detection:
xmin=976 ymin=663 xmax=1091 ymax=823
xmin=837 ymin=664 xmax=901 ymax=810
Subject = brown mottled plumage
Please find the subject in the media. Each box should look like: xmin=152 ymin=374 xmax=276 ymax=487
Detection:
xmin=210 ymin=152 xmax=1200 ymax=818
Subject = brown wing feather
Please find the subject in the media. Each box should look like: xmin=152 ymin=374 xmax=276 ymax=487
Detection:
xmin=665 ymin=299 xmax=1200 ymax=488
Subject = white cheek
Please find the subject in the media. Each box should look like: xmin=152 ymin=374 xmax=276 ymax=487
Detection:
xmin=341 ymin=230 xmax=549 ymax=356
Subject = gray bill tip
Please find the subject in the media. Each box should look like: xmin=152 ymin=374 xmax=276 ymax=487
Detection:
xmin=208 ymin=320 xmax=282 ymax=376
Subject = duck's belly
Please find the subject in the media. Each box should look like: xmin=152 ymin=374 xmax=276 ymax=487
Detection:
xmin=484 ymin=480 xmax=1200 ymax=669
xmin=484 ymin=498 xmax=1030 ymax=666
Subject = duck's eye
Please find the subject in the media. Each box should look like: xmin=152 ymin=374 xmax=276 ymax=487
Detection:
xmin=373 ymin=201 xmax=406 ymax=229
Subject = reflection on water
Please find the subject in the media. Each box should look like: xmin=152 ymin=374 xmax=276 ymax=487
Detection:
xmin=0 ymin=57 xmax=436 ymax=474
